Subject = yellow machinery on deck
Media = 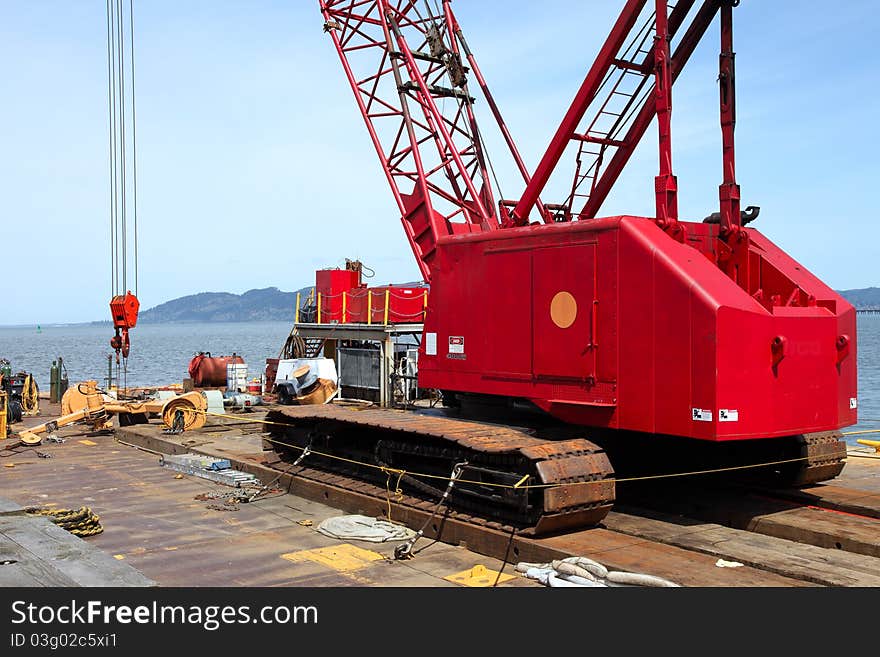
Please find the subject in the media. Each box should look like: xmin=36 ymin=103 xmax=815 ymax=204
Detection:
xmin=11 ymin=382 xmax=209 ymax=446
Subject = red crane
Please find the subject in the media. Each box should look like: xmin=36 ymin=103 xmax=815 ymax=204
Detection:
xmin=271 ymin=0 xmax=857 ymax=533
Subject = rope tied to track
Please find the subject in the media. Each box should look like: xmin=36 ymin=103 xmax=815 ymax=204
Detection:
xmin=380 ymin=465 xmax=407 ymax=522
xmin=202 ymin=407 xmax=851 ymax=489
xmin=25 ymin=506 xmax=104 ymax=538
xmin=162 ymin=407 xmax=853 ymax=493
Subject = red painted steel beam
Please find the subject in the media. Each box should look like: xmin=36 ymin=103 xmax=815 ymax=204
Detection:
xmin=578 ymin=0 xmax=721 ymax=219
xmin=652 ymin=0 xmax=679 ymax=232
xmin=718 ymin=0 xmax=740 ymax=234
xmin=511 ymin=0 xmax=648 ymax=226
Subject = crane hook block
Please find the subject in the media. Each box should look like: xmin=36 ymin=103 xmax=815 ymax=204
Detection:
xmin=110 ymin=291 xmax=139 ymax=359
xmin=110 ymin=291 xmax=140 ymax=330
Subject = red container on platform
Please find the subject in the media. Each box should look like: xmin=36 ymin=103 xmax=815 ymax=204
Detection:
xmin=316 ymin=269 xmax=363 ymax=322
xmin=320 ymin=286 xmax=427 ymax=324
xmin=314 ymin=268 xmax=427 ymax=324
xmin=188 ymin=353 xmax=244 ymax=387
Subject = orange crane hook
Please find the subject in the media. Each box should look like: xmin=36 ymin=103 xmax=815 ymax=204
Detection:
xmin=109 ymin=291 xmax=139 ymax=361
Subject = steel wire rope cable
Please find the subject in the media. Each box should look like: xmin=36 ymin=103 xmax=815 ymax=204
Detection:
xmin=106 ymin=0 xmax=141 ymax=395
xmin=106 ymin=0 xmax=118 ymax=301
xmin=279 ymin=331 xmax=307 ymax=359
xmin=107 ymin=0 xmax=120 ymax=393
xmin=107 ymin=0 xmax=123 ymax=392
xmin=128 ymin=0 xmax=139 ymax=299
xmin=117 ymin=0 xmax=127 ymax=295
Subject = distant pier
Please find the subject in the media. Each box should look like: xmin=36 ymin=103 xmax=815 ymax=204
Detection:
xmin=856 ymin=308 xmax=880 ymax=315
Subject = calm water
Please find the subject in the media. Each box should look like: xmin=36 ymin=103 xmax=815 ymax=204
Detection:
xmin=1 ymin=317 xmax=878 ymax=445
xmin=0 ymin=321 xmax=292 ymax=392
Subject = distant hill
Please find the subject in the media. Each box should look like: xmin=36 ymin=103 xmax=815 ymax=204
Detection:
xmin=139 ymin=286 xmax=312 ymax=323
xmin=126 ymin=284 xmax=876 ymax=323
xmin=838 ymin=287 xmax=880 ymax=309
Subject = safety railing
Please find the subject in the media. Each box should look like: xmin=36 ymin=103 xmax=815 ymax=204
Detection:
xmin=295 ymin=289 xmax=428 ymax=326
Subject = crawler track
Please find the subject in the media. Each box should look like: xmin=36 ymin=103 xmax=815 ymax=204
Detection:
xmin=781 ymin=431 xmax=847 ymax=486
xmin=265 ymin=406 xmax=615 ymax=535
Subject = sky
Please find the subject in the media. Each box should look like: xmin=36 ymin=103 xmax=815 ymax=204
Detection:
xmin=0 ymin=0 xmax=877 ymax=325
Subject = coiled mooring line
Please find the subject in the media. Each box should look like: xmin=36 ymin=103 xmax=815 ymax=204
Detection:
xmin=25 ymin=506 xmax=104 ymax=538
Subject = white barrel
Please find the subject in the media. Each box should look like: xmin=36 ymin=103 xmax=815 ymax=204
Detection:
xmin=226 ymin=363 xmax=248 ymax=392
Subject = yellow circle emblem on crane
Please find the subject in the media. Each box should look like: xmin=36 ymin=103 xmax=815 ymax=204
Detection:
xmin=550 ymin=291 xmax=577 ymax=329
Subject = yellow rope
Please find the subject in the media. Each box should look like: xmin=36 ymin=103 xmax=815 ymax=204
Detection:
xmin=25 ymin=506 xmax=103 ymax=537
xmin=186 ymin=408 xmax=851 ymax=492
xmin=381 ymin=467 xmax=406 ymax=521
xmin=20 ymin=374 xmax=39 ymax=416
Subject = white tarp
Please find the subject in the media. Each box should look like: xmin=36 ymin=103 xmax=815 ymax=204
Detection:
xmin=316 ymin=515 xmax=416 ymax=543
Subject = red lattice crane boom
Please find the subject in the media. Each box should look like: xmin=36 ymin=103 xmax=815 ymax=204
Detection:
xmin=320 ymin=0 xmax=550 ymax=280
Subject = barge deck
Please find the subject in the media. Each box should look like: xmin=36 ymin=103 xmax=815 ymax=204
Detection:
xmin=2 ymin=400 xmax=879 ymax=587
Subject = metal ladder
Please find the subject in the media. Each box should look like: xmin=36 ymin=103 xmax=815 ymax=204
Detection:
xmin=564 ymin=0 xmax=690 ymax=220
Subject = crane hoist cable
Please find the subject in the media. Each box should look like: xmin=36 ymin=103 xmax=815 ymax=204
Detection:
xmin=105 ymin=0 xmax=140 ymax=393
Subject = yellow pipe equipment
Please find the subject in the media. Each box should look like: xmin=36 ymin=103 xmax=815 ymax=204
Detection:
xmin=857 ymin=439 xmax=880 ymax=453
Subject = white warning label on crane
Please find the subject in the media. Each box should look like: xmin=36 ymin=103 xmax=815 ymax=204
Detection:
xmin=718 ymin=409 xmax=738 ymax=422
xmin=425 ymin=332 xmax=437 ymax=356
xmin=448 ymin=335 xmax=465 ymax=354
xmin=692 ymin=408 xmax=712 ymax=422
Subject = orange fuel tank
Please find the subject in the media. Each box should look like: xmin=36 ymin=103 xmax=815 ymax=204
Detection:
xmin=188 ymin=352 xmax=244 ymax=387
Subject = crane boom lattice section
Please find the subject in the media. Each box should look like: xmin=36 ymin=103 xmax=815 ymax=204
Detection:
xmin=321 ymin=0 xmax=500 ymax=281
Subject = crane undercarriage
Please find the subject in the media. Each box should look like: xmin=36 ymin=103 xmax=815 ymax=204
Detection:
xmin=265 ymin=406 xmax=845 ymax=534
